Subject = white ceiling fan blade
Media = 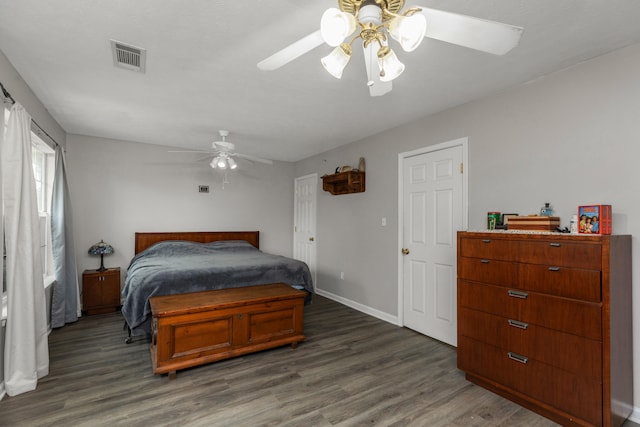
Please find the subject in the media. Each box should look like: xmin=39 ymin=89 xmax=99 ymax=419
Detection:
xmin=168 ymin=150 xmax=215 ymax=153
xmin=418 ymin=7 xmax=523 ymax=55
xmin=233 ymin=152 xmax=274 ymax=165
xmin=257 ymin=30 xmax=324 ymax=71
xmin=363 ymin=42 xmax=393 ymax=97
xmin=194 ymin=154 xmax=215 ymax=162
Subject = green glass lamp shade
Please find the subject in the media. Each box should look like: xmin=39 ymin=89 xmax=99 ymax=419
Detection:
xmin=88 ymin=240 xmax=114 ymax=271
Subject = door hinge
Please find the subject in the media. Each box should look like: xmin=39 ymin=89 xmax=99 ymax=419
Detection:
xmin=460 ymin=163 xmax=464 ymax=173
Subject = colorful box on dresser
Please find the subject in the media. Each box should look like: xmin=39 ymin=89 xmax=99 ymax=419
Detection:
xmin=579 ymin=205 xmax=612 ymax=234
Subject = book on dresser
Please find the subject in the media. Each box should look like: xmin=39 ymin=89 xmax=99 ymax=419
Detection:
xmin=457 ymin=231 xmax=632 ymax=427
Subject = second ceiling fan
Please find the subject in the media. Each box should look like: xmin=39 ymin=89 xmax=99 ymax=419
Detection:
xmin=170 ymin=130 xmax=273 ymax=170
xmin=257 ymin=0 xmax=524 ymax=96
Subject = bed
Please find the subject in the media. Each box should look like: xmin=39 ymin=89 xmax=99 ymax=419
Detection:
xmin=121 ymin=231 xmax=314 ymax=337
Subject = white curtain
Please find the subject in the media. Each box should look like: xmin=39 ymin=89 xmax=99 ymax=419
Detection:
xmin=0 ymin=102 xmax=5 ymax=400
xmin=50 ymin=145 xmax=80 ymax=327
xmin=2 ymin=103 xmax=49 ymax=396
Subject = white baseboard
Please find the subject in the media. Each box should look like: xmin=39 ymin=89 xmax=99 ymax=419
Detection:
xmin=315 ymin=288 xmax=399 ymax=326
xmin=629 ymin=407 xmax=640 ymax=424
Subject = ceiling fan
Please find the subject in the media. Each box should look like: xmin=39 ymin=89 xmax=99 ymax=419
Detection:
xmin=169 ymin=130 xmax=273 ymax=170
xmin=257 ymin=0 xmax=524 ymax=96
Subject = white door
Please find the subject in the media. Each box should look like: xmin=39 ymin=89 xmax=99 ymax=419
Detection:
xmin=294 ymin=174 xmax=317 ymax=287
xmin=400 ymin=140 xmax=466 ymax=346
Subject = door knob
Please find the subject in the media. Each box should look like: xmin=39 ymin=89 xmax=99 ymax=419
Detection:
xmin=309 ymin=237 xmax=315 ymax=242
xmin=401 ymin=248 xmax=410 ymax=255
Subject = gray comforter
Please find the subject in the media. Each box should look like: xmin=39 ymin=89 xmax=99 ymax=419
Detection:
xmin=121 ymin=240 xmax=313 ymax=335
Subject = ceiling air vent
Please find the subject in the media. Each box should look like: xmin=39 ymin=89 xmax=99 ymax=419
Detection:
xmin=110 ymin=40 xmax=146 ymax=73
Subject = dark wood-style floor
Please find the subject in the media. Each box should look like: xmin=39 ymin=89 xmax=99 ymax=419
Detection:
xmin=1 ymin=295 xmax=637 ymax=427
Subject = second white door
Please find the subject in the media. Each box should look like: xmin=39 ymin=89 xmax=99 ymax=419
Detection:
xmin=293 ymin=174 xmax=317 ymax=287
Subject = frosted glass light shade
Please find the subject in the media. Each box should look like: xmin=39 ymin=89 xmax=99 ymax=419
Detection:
xmin=210 ymin=156 xmax=219 ymax=168
xmin=227 ymin=157 xmax=237 ymax=169
xmin=217 ymin=157 xmax=228 ymax=169
xmin=321 ymin=8 xmax=356 ymax=47
xmin=321 ymin=43 xmax=352 ymax=79
xmin=377 ymin=47 xmax=405 ymax=82
xmin=388 ymin=13 xmax=427 ymax=52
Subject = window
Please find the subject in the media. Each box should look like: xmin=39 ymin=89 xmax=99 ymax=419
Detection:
xmin=32 ymin=133 xmax=55 ymax=278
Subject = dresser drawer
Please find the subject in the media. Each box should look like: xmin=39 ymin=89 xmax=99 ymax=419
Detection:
xmin=458 ymin=280 xmax=602 ymax=340
xmin=458 ymin=257 xmax=518 ymax=286
xmin=458 ymin=336 xmax=602 ymax=427
xmin=520 ymin=264 xmax=601 ymax=302
xmin=459 ymin=237 xmax=516 ymax=261
xmin=518 ymin=240 xmax=601 ymax=269
xmin=459 ymin=307 xmax=602 ymax=380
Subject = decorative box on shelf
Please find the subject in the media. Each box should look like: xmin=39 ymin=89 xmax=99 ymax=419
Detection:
xmin=321 ymin=171 xmax=365 ymax=195
xmin=507 ymin=215 xmax=560 ymax=231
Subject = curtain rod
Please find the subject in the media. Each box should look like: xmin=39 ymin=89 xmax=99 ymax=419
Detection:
xmin=1 ymin=80 xmax=60 ymax=149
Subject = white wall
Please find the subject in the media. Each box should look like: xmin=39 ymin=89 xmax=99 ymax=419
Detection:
xmin=295 ymin=42 xmax=640 ymax=412
xmin=66 ymin=134 xmax=297 ymax=281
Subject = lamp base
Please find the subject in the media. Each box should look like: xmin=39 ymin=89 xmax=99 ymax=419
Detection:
xmin=97 ymin=254 xmax=107 ymax=272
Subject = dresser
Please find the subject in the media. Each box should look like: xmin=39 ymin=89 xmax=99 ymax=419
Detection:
xmin=82 ymin=267 xmax=121 ymax=315
xmin=457 ymin=231 xmax=632 ymax=427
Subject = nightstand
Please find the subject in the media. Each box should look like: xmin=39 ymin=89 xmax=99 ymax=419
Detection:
xmin=82 ymin=267 xmax=121 ymax=315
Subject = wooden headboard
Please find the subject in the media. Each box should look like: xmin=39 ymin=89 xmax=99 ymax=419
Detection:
xmin=134 ymin=231 xmax=260 ymax=254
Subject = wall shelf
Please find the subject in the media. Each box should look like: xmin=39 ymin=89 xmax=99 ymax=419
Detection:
xmin=321 ymin=171 xmax=365 ymax=195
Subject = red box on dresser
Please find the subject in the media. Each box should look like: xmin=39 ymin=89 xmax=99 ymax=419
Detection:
xmin=579 ymin=205 xmax=612 ymax=234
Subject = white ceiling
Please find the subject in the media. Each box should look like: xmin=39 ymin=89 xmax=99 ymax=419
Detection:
xmin=2 ymin=0 xmax=640 ymax=162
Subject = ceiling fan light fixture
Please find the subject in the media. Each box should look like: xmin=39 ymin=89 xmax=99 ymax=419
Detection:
xmin=389 ymin=13 xmax=427 ymax=52
xmin=217 ymin=156 xmax=228 ymax=169
xmin=227 ymin=157 xmax=237 ymax=170
xmin=321 ymin=43 xmax=353 ymax=79
xmin=256 ymin=1 xmax=524 ymax=96
xmin=321 ymin=8 xmax=357 ymax=47
xmin=377 ymin=46 xmax=405 ymax=82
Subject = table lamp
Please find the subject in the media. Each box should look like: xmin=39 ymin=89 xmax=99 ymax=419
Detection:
xmin=88 ymin=240 xmax=114 ymax=272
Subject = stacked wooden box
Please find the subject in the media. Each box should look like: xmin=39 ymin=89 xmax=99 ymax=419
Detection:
xmin=507 ymin=216 xmax=560 ymax=231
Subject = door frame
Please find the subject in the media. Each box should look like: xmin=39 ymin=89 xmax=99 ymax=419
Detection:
xmin=293 ymin=173 xmax=318 ymax=287
xmin=397 ymin=137 xmax=469 ymax=327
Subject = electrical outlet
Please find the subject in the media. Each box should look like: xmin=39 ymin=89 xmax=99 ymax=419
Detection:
xmin=381 ymin=217 xmax=387 ymax=226
xmin=340 ymin=272 xmax=344 ymax=280
xmin=198 ymin=185 xmax=209 ymax=193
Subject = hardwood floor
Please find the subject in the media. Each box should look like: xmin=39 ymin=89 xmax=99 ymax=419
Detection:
xmin=1 ymin=295 xmax=637 ymax=426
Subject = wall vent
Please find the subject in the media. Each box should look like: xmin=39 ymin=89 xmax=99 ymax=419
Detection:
xmin=110 ymin=40 xmax=146 ymax=73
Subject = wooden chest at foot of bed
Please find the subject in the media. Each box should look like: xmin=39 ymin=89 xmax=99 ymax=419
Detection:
xmin=149 ymin=283 xmax=306 ymax=379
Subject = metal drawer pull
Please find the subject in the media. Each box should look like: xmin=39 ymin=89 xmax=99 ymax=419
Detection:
xmin=508 ymin=352 xmax=529 ymax=364
xmin=508 ymin=290 xmax=528 ymax=299
xmin=482 ymin=239 xmax=491 ymax=243
xmin=480 ymin=259 xmax=490 ymax=264
xmin=508 ymin=319 xmax=529 ymax=330
xmin=548 ymin=266 xmax=561 ymax=272
xmin=549 ymin=242 xmax=561 ymax=247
